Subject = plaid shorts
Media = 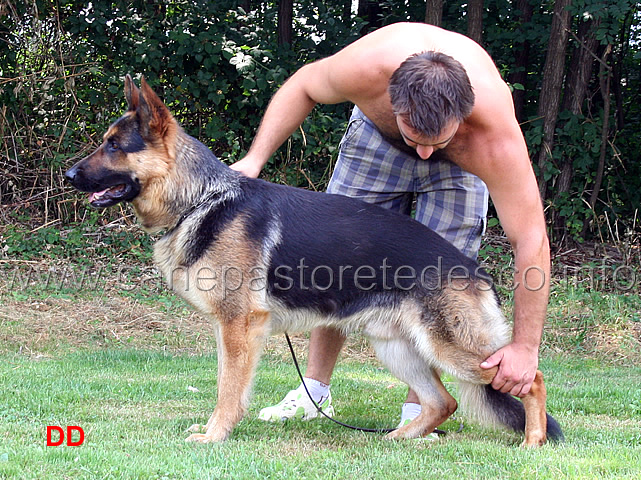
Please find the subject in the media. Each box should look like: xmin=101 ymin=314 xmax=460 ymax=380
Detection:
xmin=327 ymin=107 xmax=489 ymax=259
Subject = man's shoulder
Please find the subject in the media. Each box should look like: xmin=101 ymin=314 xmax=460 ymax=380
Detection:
xmin=466 ymin=77 xmax=517 ymax=131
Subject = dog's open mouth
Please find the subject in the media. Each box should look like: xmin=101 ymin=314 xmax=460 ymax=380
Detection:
xmin=88 ymin=184 xmax=132 ymax=208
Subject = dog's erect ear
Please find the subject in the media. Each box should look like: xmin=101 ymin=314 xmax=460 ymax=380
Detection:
xmin=123 ymin=75 xmax=174 ymax=141
xmin=139 ymin=76 xmax=173 ymax=139
xmin=124 ymin=75 xmax=152 ymax=137
xmin=124 ymin=74 xmax=141 ymax=111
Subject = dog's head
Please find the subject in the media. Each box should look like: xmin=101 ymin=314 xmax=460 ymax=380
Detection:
xmin=65 ymin=75 xmax=176 ymax=209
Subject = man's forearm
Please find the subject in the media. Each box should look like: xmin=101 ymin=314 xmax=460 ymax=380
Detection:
xmin=245 ymin=75 xmax=318 ymax=168
xmin=510 ymin=241 xmax=551 ymax=351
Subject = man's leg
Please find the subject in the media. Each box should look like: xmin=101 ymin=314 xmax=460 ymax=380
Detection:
xmin=259 ymin=107 xmax=417 ymax=422
xmin=257 ymin=326 xmax=341 ymax=422
xmin=305 ymin=326 xmax=345 ymax=385
xmin=319 ymin=104 xmax=415 ymax=388
xmin=329 ymin=114 xmax=488 ymax=422
xmin=391 ymin=152 xmax=488 ymax=430
xmin=413 ymin=150 xmax=489 ymax=260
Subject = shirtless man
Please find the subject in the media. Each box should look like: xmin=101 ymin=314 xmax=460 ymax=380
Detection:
xmin=231 ymin=22 xmax=550 ymax=429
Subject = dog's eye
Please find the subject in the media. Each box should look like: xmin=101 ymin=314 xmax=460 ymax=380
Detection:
xmin=108 ymin=140 xmax=120 ymax=153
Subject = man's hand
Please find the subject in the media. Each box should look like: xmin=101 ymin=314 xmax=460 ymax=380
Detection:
xmin=480 ymin=342 xmax=539 ymax=398
xmin=229 ymin=157 xmax=263 ymax=179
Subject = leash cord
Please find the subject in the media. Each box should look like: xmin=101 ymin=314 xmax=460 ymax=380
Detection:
xmin=284 ymin=333 xmax=462 ymax=436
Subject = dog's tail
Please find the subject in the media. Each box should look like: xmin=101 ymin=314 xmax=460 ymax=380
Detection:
xmin=458 ymin=383 xmax=564 ymax=442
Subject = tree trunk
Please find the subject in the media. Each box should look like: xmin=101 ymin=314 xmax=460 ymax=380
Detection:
xmin=562 ymin=18 xmax=600 ymax=113
xmin=611 ymin=8 xmax=635 ymax=132
xmin=357 ymin=1 xmax=384 ymax=34
xmin=342 ymin=0 xmax=353 ymax=23
xmin=277 ymin=0 xmax=293 ymax=46
xmin=535 ymin=0 xmax=572 ymax=201
xmin=508 ymin=0 xmax=533 ymax=122
xmin=466 ymin=0 xmax=483 ymax=45
xmin=553 ymin=17 xmax=601 ymax=238
xmin=424 ymin=0 xmax=443 ymax=26
xmin=582 ymin=45 xmax=613 ymax=237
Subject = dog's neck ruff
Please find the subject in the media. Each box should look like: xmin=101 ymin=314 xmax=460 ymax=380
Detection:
xmin=160 ymin=132 xmax=242 ymax=236
xmin=164 ymin=186 xmax=235 ymax=237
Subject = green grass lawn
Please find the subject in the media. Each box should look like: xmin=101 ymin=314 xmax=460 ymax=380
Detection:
xmin=1 ymin=260 xmax=640 ymax=479
xmin=1 ymin=347 xmax=640 ymax=479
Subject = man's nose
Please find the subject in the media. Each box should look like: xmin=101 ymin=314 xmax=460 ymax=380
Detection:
xmin=416 ymin=145 xmax=435 ymax=160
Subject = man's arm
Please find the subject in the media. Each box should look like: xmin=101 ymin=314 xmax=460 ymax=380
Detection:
xmin=464 ymin=87 xmax=550 ymax=398
xmin=481 ymin=172 xmax=550 ymax=397
xmin=231 ymin=58 xmax=350 ymax=178
xmin=481 ymin=177 xmax=550 ymax=398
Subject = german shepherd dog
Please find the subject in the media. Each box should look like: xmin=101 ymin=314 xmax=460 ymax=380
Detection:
xmin=66 ymin=76 xmax=563 ymax=446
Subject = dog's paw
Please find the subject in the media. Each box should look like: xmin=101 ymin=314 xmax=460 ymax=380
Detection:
xmin=384 ymin=428 xmax=413 ymax=441
xmin=521 ymin=433 xmax=547 ymax=448
xmin=385 ymin=430 xmax=440 ymax=442
xmin=384 ymin=424 xmax=440 ymax=441
xmin=384 ymin=422 xmax=419 ymax=440
xmin=186 ymin=423 xmax=206 ymax=434
xmin=185 ymin=430 xmax=229 ymax=444
xmin=186 ymin=433 xmax=215 ymax=443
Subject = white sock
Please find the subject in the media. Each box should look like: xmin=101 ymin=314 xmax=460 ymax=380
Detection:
xmin=298 ymin=377 xmax=330 ymax=404
xmin=400 ymin=402 xmax=422 ymax=423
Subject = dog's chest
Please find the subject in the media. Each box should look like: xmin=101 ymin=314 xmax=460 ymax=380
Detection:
xmin=151 ymin=238 xmax=211 ymax=316
xmin=153 ymin=235 xmax=187 ymax=288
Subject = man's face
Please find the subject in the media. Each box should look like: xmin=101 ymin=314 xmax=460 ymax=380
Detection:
xmin=396 ymin=116 xmax=459 ymax=160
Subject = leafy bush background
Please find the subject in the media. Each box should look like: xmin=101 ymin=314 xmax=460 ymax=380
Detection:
xmin=1 ymin=0 xmax=640 ymax=251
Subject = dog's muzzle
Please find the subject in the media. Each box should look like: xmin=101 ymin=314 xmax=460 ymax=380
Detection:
xmin=65 ymin=162 xmax=140 ymax=209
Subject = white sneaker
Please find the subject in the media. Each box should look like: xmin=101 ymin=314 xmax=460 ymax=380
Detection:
xmin=258 ymin=388 xmax=334 ymax=422
xmin=396 ymin=403 xmax=422 ymax=429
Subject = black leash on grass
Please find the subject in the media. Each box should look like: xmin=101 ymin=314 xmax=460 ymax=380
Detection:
xmin=285 ymin=333 xmax=464 ymax=436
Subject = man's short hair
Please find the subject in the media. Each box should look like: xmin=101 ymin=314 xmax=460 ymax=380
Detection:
xmin=388 ymin=51 xmax=475 ymax=137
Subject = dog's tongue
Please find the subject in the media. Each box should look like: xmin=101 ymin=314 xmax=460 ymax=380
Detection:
xmin=89 ymin=188 xmax=111 ymax=203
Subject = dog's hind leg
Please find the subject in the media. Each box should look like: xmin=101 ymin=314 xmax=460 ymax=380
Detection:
xmin=426 ymin=286 xmax=561 ymax=446
xmin=521 ymin=370 xmax=548 ymax=447
xmin=369 ymin=337 xmax=457 ymax=440
xmin=458 ymin=366 xmax=554 ymax=447
xmin=186 ymin=310 xmax=270 ymax=443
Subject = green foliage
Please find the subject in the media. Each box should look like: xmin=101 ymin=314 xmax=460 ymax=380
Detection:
xmin=1 ymin=0 xmax=640 ymax=246
xmin=0 ymin=214 xmax=153 ymax=263
xmin=507 ymin=0 xmax=641 ymax=241
xmin=0 ymin=1 xmax=363 ymax=231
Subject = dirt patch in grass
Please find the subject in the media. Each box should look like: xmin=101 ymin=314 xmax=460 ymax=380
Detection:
xmin=0 ymin=294 xmax=213 ymax=355
xmin=2 ymin=285 xmax=638 ymax=366
xmin=0 ymin=284 xmax=376 ymax=362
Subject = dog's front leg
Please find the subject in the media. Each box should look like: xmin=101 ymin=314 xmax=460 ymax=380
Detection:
xmin=186 ymin=310 xmax=270 ymax=443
